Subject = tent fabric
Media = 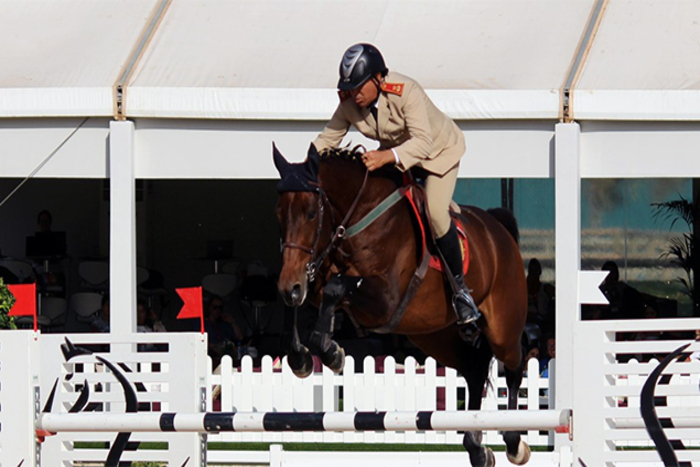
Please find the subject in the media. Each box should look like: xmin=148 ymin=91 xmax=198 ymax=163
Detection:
xmin=574 ymin=0 xmax=700 ymax=120
xmin=124 ymin=0 xmax=591 ymax=121
xmin=0 ymin=0 xmax=158 ymax=117
xmin=1 ymin=0 xmax=699 ymax=121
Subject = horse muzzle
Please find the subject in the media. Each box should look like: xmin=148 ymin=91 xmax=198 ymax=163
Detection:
xmin=279 ymin=281 xmax=308 ymax=307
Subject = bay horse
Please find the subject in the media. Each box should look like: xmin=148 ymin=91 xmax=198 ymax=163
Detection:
xmin=274 ymin=143 xmax=529 ymax=467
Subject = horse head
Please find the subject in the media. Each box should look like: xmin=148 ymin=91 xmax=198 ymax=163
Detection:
xmin=273 ymin=143 xmax=330 ymax=307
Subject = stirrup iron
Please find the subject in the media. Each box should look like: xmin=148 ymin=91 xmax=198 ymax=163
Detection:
xmin=453 ymin=289 xmax=481 ymax=325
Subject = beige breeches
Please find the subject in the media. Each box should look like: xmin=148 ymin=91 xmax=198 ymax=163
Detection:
xmin=424 ymin=163 xmax=459 ymax=238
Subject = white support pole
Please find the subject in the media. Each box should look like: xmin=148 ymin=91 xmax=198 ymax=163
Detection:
xmin=554 ymin=122 xmax=580 ymax=451
xmin=2 ymin=332 xmax=40 ymax=467
xmin=109 ymin=120 xmax=137 ymax=335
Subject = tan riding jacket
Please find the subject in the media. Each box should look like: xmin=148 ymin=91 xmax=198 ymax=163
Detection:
xmin=313 ymin=71 xmax=465 ymax=176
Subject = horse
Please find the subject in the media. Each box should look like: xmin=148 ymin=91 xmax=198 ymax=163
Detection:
xmin=273 ymin=143 xmax=529 ymax=467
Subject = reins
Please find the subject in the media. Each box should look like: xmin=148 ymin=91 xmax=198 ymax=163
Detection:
xmin=282 ymin=169 xmax=370 ymax=283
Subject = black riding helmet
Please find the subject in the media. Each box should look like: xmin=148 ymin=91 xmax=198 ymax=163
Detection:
xmin=337 ymin=43 xmax=388 ymax=91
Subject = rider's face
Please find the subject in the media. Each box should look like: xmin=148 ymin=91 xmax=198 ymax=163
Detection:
xmin=350 ymin=74 xmax=380 ymax=108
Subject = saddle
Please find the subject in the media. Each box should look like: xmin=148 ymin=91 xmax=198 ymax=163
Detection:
xmin=404 ymin=180 xmax=470 ymax=276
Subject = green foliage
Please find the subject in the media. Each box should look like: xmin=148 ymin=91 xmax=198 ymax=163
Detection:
xmin=652 ymin=196 xmax=696 ymax=231
xmin=0 ymin=278 xmax=17 ymax=330
xmin=652 ymin=195 xmax=699 ymax=311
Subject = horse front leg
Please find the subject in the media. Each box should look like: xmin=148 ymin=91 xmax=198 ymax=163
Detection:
xmin=503 ymin=363 xmax=531 ymax=465
xmin=458 ymin=336 xmax=496 ymax=467
xmin=281 ymin=305 xmax=314 ymax=378
xmin=309 ymin=274 xmax=361 ymax=373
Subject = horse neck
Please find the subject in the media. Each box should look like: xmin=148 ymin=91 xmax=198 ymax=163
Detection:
xmin=320 ymin=160 xmax=397 ymax=222
xmin=319 ymin=161 xmax=417 ymax=263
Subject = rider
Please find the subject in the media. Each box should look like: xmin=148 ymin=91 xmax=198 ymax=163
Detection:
xmin=313 ymin=43 xmax=480 ymax=326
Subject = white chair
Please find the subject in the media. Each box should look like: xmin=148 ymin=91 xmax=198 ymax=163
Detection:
xmin=0 ymin=259 xmax=35 ymax=283
xmin=40 ymin=296 xmax=68 ymax=330
xmin=70 ymin=292 xmax=104 ymax=324
xmin=78 ymin=261 xmax=109 ymax=291
xmin=14 ymin=296 xmax=67 ymax=330
xmin=202 ymin=273 xmax=238 ymax=298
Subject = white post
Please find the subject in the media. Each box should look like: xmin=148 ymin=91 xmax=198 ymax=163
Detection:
xmin=1 ymin=332 xmax=40 ymax=467
xmin=108 ymin=120 xmax=137 ymax=335
xmin=554 ymin=122 xmax=580 ymax=451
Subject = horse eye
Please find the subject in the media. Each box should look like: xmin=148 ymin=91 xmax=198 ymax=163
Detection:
xmin=307 ymin=210 xmax=317 ymax=221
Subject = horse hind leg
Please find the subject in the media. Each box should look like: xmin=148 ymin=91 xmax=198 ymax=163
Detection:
xmin=503 ymin=362 xmax=531 ymax=465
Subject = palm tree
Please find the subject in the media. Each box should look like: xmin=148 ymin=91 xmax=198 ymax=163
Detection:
xmin=652 ymin=195 xmax=700 ymax=316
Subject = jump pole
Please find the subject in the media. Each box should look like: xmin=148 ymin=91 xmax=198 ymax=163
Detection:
xmin=37 ymin=409 xmax=572 ymax=435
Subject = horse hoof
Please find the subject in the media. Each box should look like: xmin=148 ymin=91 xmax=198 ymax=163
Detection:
xmin=484 ymin=447 xmax=496 ymax=467
xmin=506 ymin=440 xmax=531 ymax=465
xmin=321 ymin=343 xmax=345 ymax=374
xmin=289 ymin=346 xmax=314 ymax=379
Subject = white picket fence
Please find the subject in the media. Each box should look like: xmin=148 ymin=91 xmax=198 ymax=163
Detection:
xmin=207 ymin=354 xmax=553 ymax=447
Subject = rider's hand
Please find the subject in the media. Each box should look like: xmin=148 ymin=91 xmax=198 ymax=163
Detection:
xmin=362 ymin=150 xmax=395 ymax=172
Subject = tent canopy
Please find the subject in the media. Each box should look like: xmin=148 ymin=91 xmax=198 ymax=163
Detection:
xmin=3 ymin=0 xmax=698 ymax=121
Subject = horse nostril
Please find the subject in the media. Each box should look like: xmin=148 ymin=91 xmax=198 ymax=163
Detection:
xmin=291 ymin=284 xmax=302 ymax=304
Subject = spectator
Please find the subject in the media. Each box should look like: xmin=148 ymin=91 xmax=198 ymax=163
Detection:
xmin=540 ymin=335 xmax=556 ymax=377
xmin=599 ymin=261 xmax=645 ymax=321
xmin=137 ymin=299 xmax=166 ymax=333
xmin=526 ymin=259 xmax=555 ymax=333
xmin=204 ymin=296 xmax=246 ymax=367
xmin=91 ymin=295 xmax=110 ymax=333
xmin=37 ymin=209 xmax=52 ymax=233
xmin=523 ymin=342 xmax=540 ymax=377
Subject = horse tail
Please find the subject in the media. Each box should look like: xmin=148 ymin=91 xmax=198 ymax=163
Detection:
xmin=487 ymin=207 xmax=519 ymax=245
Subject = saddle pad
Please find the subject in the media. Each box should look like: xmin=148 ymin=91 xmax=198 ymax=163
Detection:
xmin=429 ymin=220 xmax=470 ymax=275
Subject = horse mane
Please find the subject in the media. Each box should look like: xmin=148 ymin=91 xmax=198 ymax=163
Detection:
xmin=318 ymin=146 xmax=403 ymax=188
xmin=318 ymin=145 xmax=365 ymax=164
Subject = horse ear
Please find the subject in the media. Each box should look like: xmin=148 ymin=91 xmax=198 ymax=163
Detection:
xmin=306 ymin=143 xmax=320 ymax=176
xmin=273 ymin=142 xmax=290 ymax=177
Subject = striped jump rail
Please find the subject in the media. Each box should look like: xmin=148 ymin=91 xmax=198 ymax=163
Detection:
xmin=36 ymin=409 xmax=572 ymax=435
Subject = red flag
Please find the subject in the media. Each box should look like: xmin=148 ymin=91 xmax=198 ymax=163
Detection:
xmin=176 ymin=286 xmax=204 ymax=334
xmin=8 ymin=283 xmax=37 ymax=318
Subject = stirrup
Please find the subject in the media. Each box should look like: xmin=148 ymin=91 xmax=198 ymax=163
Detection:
xmin=453 ymin=290 xmax=481 ymax=325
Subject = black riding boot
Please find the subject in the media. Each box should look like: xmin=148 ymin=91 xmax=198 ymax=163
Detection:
xmin=435 ymin=223 xmax=481 ymax=326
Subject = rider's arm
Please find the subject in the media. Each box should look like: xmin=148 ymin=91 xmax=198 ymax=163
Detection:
xmin=313 ymin=103 xmax=350 ymax=153
xmin=391 ymin=82 xmax=434 ymax=171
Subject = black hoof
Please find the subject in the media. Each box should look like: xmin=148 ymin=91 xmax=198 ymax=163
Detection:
xmin=288 ymin=346 xmax=314 ymax=378
xmin=466 ymin=447 xmax=492 ymax=467
xmin=320 ymin=342 xmax=345 ymax=374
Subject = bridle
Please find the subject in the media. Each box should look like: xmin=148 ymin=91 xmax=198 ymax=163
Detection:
xmin=281 ymin=170 xmax=370 ymax=284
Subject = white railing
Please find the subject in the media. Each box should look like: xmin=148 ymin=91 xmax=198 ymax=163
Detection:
xmin=207 ymin=354 xmax=553 ymax=447
xmin=19 ymin=321 xmax=700 ymax=466
xmin=574 ymin=318 xmax=700 ymax=466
